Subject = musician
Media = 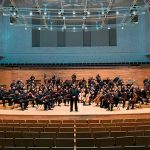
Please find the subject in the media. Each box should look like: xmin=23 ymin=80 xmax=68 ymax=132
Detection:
xmin=13 ymin=90 xmax=28 ymax=111
xmin=96 ymin=74 xmax=101 ymax=83
xmin=70 ymin=84 xmax=79 ymax=112
xmin=35 ymin=91 xmax=51 ymax=111
xmin=63 ymin=88 xmax=70 ymax=106
xmin=0 ymin=87 xmax=7 ymax=107
xmin=26 ymin=92 xmax=35 ymax=107
xmin=126 ymin=90 xmax=137 ymax=110
xmin=72 ymin=74 xmax=77 ymax=83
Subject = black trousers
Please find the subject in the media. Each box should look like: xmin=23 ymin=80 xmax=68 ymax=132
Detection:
xmin=70 ymin=98 xmax=78 ymax=111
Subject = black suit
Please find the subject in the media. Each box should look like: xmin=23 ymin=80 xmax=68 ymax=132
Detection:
xmin=70 ymin=87 xmax=79 ymax=111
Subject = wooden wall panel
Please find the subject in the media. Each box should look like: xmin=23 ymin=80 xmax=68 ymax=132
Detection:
xmin=0 ymin=67 xmax=150 ymax=88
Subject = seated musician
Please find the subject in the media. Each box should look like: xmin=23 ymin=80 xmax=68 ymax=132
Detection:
xmin=0 ymin=87 xmax=7 ymax=107
xmin=35 ymin=90 xmax=51 ymax=111
xmin=26 ymin=91 xmax=36 ymax=107
xmin=13 ymin=90 xmax=28 ymax=111
xmin=126 ymin=89 xmax=137 ymax=110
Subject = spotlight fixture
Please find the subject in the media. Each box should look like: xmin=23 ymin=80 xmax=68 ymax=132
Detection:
xmin=44 ymin=11 xmax=47 ymax=15
xmin=121 ymin=26 xmax=124 ymax=30
xmin=101 ymin=10 xmax=105 ymax=15
xmin=87 ymin=11 xmax=90 ymax=15
xmin=73 ymin=26 xmax=76 ymax=32
xmin=29 ymin=11 xmax=33 ymax=16
xmin=116 ymin=11 xmax=119 ymax=15
xmin=58 ymin=10 xmax=61 ymax=16
xmin=73 ymin=11 xmax=76 ymax=15
xmin=13 ymin=12 xmax=16 ymax=16
xmin=85 ymin=26 xmax=88 ymax=30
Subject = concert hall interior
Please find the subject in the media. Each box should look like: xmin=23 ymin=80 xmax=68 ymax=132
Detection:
xmin=0 ymin=0 xmax=150 ymax=150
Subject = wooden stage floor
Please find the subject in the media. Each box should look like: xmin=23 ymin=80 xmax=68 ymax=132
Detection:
xmin=0 ymin=103 xmax=150 ymax=120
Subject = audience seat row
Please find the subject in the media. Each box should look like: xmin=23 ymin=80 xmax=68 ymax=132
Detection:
xmin=0 ymin=136 xmax=150 ymax=147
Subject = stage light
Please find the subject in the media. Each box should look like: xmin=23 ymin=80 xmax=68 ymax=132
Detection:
xmin=73 ymin=26 xmax=76 ymax=32
xmin=87 ymin=11 xmax=90 ymax=15
xmin=101 ymin=11 xmax=105 ymax=15
xmin=44 ymin=11 xmax=47 ymax=15
xmin=85 ymin=26 xmax=87 ymax=30
xmin=116 ymin=11 xmax=119 ymax=15
xmin=29 ymin=11 xmax=33 ymax=16
xmin=58 ymin=10 xmax=61 ymax=16
xmin=38 ymin=27 xmax=41 ymax=30
xmin=108 ymin=26 xmax=111 ymax=30
xmin=13 ymin=12 xmax=16 ymax=16
xmin=121 ymin=26 xmax=124 ymax=30
xmin=73 ymin=11 xmax=75 ymax=15
xmin=132 ymin=11 xmax=136 ymax=15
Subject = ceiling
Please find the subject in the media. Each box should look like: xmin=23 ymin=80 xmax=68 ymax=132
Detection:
xmin=0 ymin=0 xmax=149 ymax=31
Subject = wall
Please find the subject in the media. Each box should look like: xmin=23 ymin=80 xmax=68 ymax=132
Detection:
xmin=0 ymin=13 xmax=149 ymax=64
xmin=145 ymin=13 xmax=150 ymax=54
xmin=0 ymin=67 xmax=150 ymax=88
xmin=0 ymin=14 xmax=3 ymax=56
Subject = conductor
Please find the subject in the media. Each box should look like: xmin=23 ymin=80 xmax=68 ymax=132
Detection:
xmin=70 ymin=84 xmax=79 ymax=112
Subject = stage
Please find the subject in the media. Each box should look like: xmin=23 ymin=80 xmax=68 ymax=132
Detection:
xmin=0 ymin=103 xmax=150 ymax=120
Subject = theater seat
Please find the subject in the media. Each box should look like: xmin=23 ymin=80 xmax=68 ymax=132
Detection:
xmin=52 ymin=147 xmax=74 ymax=150
xmin=76 ymin=138 xmax=95 ymax=147
xmin=123 ymin=146 xmax=147 ymax=150
xmin=76 ymin=147 xmax=98 ymax=150
xmin=27 ymin=147 xmax=50 ymax=150
xmin=15 ymin=138 xmax=34 ymax=147
xmin=55 ymin=138 xmax=74 ymax=147
xmin=99 ymin=146 xmax=122 ymax=150
xmin=34 ymin=138 xmax=54 ymax=148
xmin=3 ymin=147 xmax=26 ymax=150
